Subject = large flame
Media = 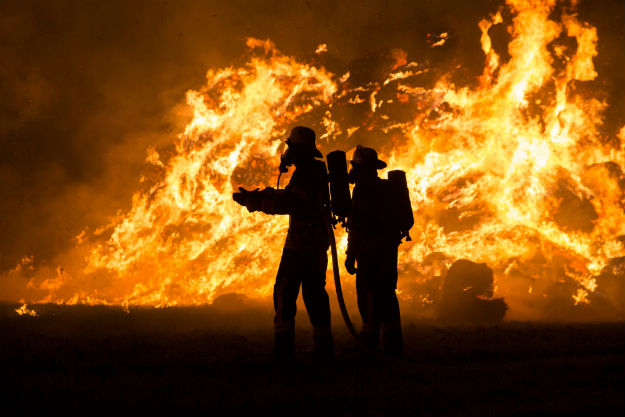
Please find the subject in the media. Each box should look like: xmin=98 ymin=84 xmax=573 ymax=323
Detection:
xmin=5 ymin=0 xmax=625 ymax=319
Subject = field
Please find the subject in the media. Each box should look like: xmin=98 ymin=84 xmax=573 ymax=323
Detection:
xmin=1 ymin=303 xmax=623 ymax=416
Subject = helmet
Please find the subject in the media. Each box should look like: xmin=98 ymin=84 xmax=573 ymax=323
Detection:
xmin=350 ymin=145 xmax=387 ymax=169
xmin=286 ymin=126 xmax=323 ymax=158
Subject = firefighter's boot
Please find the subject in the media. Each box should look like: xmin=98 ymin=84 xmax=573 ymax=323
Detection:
xmin=273 ymin=329 xmax=295 ymax=363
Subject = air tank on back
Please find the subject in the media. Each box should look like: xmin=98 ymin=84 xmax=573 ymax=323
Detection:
xmin=387 ymin=169 xmax=414 ymax=241
xmin=326 ymin=150 xmax=351 ymax=225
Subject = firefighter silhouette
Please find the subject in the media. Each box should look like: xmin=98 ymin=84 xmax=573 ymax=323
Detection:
xmin=232 ymin=126 xmax=333 ymax=362
xmin=345 ymin=145 xmax=411 ymax=357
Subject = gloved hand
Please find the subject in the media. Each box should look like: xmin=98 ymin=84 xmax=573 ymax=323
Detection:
xmin=232 ymin=187 xmax=261 ymax=212
xmin=345 ymin=253 xmax=357 ymax=275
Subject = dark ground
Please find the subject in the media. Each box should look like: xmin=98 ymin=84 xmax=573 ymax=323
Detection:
xmin=0 ymin=303 xmax=623 ymax=416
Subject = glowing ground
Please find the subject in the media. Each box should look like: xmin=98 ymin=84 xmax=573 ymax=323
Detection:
xmin=1 ymin=304 xmax=623 ymax=416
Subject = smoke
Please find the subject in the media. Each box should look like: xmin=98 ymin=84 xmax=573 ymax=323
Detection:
xmin=1 ymin=0 xmax=624 ymax=320
xmin=0 ymin=0 xmax=465 ymax=269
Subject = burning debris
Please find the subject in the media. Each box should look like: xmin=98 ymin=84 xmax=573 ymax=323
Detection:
xmin=3 ymin=0 xmax=624 ymax=321
xmin=15 ymin=303 xmax=38 ymax=317
xmin=426 ymin=32 xmax=449 ymax=48
xmin=315 ymin=43 xmax=328 ymax=55
xmin=438 ymin=259 xmax=507 ymax=323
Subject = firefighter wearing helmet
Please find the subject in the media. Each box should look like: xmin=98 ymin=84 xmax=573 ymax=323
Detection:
xmin=232 ymin=126 xmax=333 ymax=362
xmin=345 ymin=145 xmax=405 ymax=357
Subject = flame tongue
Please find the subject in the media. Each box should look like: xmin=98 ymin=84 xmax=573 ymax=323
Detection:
xmin=81 ymin=39 xmax=338 ymax=305
xmin=8 ymin=0 xmax=625 ymax=317
xmin=391 ymin=0 xmax=623 ymax=309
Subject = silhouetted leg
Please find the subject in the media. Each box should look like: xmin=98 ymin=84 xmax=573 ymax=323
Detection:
xmin=380 ymin=288 xmax=402 ymax=358
xmin=356 ymin=274 xmax=369 ymax=323
xmin=301 ymin=250 xmax=333 ymax=361
xmin=273 ymin=248 xmax=302 ymax=360
xmin=356 ymin=256 xmax=380 ymax=349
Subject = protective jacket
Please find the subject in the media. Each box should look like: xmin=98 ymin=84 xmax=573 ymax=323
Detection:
xmin=256 ymin=159 xmax=330 ymax=251
xmin=346 ymin=177 xmax=400 ymax=260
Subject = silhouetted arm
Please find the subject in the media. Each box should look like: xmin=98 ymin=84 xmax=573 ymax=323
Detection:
xmin=257 ymin=185 xmax=305 ymax=215
xmin=233 ymin=164 xmax=324 ymax=216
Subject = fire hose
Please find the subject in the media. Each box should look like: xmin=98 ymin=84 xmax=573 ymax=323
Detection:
xmin=326 ymin=214 xmax=358 ymax=339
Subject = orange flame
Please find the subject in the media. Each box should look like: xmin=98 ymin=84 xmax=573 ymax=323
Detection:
xmin=15 ymin=304 xmax=38 ymax=317
xmin=4 ymin=0 xmax=624 ymax=319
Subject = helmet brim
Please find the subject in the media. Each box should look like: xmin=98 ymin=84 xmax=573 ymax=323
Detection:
xmin=286 ymin=139 xmax=323 ymax=158
xmin=350 ymin=158 xmax=387 ymax=169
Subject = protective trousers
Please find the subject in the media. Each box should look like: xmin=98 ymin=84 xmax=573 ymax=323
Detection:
xmin=355 ymin=248 xmax=402 ymax=356
xmin=273 ymin=248 xmax=333 ymax=360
